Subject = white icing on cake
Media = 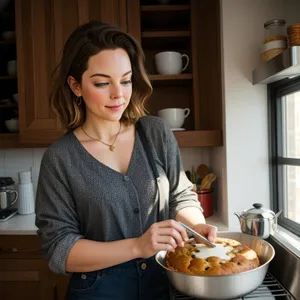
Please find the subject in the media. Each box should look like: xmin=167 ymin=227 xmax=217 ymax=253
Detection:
xmin=193 ymin=244 xmax=235 ymax=260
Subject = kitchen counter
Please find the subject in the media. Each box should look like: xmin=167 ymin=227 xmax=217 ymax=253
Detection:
xmin=0 ymin=213 xmax=228 ymax=235
xmin=0 ymin=213 xmax=37 ymax=235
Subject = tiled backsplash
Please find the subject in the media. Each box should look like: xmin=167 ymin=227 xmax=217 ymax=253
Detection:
xmin=0 ymin=148 xmax=47 ymax=191
xmin=0 ymin=147 xmax=211 ymax=191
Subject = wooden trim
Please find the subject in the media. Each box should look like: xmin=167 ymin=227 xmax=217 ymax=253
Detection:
xmin=126 ymin=0 xmax=141 ymax=42
xmin=77 ymin=0 xmax=89 ymax=24
xmin=174 ymin=130 xmax=223 ymax=147
xmin=190 ymin=0 xmax=222 ymax=130
xmin=15 ymin=0 xmax=26 ymax=135
xmin=0 ymin=134 xmax=19 ymax=148
xmin=118 ymin=0 xmax=127 ymax=32
xmin=0 ymin=271 xmax=39 ymax=282
xmin=190 ymin=0 xmax=200 ymax=129
xmin=148 ymin=74 xmax=192 ymax=80
xmin=141 ymin=31 xmax=190 ymax=38
xmin=19 ymin=129 xmax=63 ymax=144
xmin=140 ymin=5 xmax=190 ymax=12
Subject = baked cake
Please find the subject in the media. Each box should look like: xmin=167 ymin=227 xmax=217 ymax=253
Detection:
xmin=166 ymin=237 xmax=260 ymax=276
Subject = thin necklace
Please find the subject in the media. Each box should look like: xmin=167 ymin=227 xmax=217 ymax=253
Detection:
xmin=81 ymin=123 xmax=121 ymax=152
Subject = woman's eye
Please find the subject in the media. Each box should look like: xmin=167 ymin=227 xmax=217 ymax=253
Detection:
xmin=94 ymin=82 xmax=108 ymax=87
xmin=121 ymin=80 xmax=132 ymax=85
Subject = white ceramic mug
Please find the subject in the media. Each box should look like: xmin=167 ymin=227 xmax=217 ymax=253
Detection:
xmin=7 ymin=60 xmax=17 ymax=76
xmin=157 ymin=108 xmax=190 ymax=128
xmin=154 ymin=51 xmax=189 ymax=75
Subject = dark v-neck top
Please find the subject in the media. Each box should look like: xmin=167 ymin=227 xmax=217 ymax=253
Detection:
xmin=35 ymin=116 xmax=201 ymax=274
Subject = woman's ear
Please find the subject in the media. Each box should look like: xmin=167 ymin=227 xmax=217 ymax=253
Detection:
xmin=67 ymin=76 xmax=81 ymax=97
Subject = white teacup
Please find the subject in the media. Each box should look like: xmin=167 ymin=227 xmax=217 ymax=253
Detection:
xmin=154 ymin=51 xmax=189 ymax=75
xmin=7 ymin=60 xmax=17 ymax=76
xmin=158 ymin=108 xmax=190 ymax=128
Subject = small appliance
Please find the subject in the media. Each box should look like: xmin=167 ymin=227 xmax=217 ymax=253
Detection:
xmin=0 ymin=177 xmax=18 ymax=221
xmin=17 ymin=170 xmax=35 ymax=215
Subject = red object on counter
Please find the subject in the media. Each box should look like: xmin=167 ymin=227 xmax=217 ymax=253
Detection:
xmin=197 ymin=189 xmax=213 ymax=218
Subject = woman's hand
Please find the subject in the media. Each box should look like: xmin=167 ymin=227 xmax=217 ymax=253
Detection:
xmin=135 ymin=220 xmax=189 ymax=258
xmin=192 ymin=223 xmax=218 ymax=243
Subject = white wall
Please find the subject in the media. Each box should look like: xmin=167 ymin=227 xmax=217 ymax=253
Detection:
xmin=213 ymin=0 xmax=300 ymax=229
xmin=0 ymin=147 xmax=211 ymax=192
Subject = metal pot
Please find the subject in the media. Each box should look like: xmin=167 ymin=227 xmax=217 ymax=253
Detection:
xmin=234 ymin=203 xmax=282 ymax=239
xmin=155 ymin=232 xmax=275 ymax=300
xmin=0 ymin=188 xmax=18 ymax=210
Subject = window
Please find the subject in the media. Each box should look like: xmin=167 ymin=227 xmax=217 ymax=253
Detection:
xmin=269 ymin=77 xmax=300 ymax=237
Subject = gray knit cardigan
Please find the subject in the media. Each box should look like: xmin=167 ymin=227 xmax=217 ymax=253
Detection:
xmin=35 ymin=116 xmax=201 ymax=274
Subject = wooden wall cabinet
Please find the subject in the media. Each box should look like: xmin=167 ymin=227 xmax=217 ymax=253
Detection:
xmin=14 ymin=0 xmax=126 ymax=146
xmin=0 ymin=1 xmax=19 ymax=148
xmin=1 ymin=0 xmax=223 ymax=148
xmin=127 ymin=0 xmax=223 ymax=147
xmin=0 ymin=235 xmax=69 ymax=300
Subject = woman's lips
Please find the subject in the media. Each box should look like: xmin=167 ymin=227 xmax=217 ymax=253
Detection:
xmin=106 ymin=104 xmax=124 ymax=111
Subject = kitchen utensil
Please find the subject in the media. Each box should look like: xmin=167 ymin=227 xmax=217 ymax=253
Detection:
xmin=7 ymin=60 xmax=17 ymax=76
xmin=154 ymin=51 xmax=189 ymax=75
xmin=185 ymin=171 xmax=191 ymax=181
xmin=0 ymin=188 xmax=18 ymax=210
xmin=5 ymin=118 xmax=19 ymax=132
xmin=12 ymin=93 xmax=18 ymax=104
xmin=18 ymin=170 xmax=35 ymax=214
xmin=178 ymin=221 xmax=216 ymax=248
xmin=157 ymin=108 xmax=190 ymax=128
xmin=0 ymin=177 xmax=18 ymax=221
xmin=197 ymin=189 xmax=213 ymax=218
xmin=199 ymin=173 xmax=216 ymax=190
xmin=18 ymin=182 xmax=35 ymax=214
xmin=155 ymin=232 xmax=275 ymax=300
xmin=234 ymin=203 xmax=282 ymax=239
xmin=2 ymin=31 xmax=15 ymax=40
xmin=197 ymin=164 xmax=209 ymax=181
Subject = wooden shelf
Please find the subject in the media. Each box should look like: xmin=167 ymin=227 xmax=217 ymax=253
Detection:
xmin=0 ymin=40 xmax=16 ymax=45
xmin=173 ymin=130 xmax=223 ymax=147
xmin=0 ymin=104 xmax=18 ymax=108
xmin=141 ymin=5 xmax=190 ymax=12
xmin=0 ymin=133 xmax=19 ymax=148
xmin=141 ymin=31 xmax=190 ymax=38
xmin=0 ymin=76 xmax=17 ymax=80
xmin=148 ymin=74 xmax=192 ymax=81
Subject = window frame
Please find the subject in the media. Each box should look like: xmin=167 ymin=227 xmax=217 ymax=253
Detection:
xmin=268 ymin=76 xmax=300 ymax=237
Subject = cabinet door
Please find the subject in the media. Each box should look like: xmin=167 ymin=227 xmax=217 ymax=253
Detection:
xmin=15 ymin=0 xmax=127 ymax=145
xmin=0 ymin=259 xmax=57 ymax=300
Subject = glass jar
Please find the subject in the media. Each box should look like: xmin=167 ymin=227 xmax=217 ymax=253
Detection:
xmin=264 ymin=19 xmax=286 ymax=43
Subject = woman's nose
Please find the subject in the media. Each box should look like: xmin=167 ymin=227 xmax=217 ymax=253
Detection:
xmin=110 ymin=84 xmax=123 ymax=99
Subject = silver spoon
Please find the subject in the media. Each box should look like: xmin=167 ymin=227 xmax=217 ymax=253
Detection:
xmin=178 ymin=221 xmax=216 ymax=248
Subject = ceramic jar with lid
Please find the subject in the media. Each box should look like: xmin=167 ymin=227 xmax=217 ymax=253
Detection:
xmin=264 ymin=19 xmax=287 ymax=43
xmin=261 ymin=19 xmax=287 ymax=63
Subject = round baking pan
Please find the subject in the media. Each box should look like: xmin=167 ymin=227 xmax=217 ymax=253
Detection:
xmin=155 ymin=232 xmax=275 ymax=300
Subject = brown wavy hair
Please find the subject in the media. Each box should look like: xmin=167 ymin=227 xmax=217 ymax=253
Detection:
xmin=50 ymin=21 xmax=152 ymax=131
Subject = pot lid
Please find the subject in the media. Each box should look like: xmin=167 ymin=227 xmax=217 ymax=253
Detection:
xmin=241 ymin=203 xmax=275 ymax=220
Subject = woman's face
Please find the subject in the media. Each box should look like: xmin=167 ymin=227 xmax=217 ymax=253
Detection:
xmin=79 ymin=48 xmax=132 ymax=123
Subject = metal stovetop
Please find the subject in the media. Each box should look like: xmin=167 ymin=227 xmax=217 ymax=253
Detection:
xmin=171 ymin=273 xmax=295 ymax=300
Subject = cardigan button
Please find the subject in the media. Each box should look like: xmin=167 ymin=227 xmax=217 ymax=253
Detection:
xmin=133 ymin=208 xmax=140 ymax=214
xmin=141 ymin=263 xmax=147 ymax=270
xmin=124 ymin=175 xmax=129 ymax=181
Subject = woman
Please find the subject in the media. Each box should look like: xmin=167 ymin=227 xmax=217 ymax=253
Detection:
xmin=35 ymin=21 xmax=218 ymax=300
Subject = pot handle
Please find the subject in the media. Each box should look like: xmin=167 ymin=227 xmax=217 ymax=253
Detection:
xmin=275 ymin=210 xmax=282 ymax=219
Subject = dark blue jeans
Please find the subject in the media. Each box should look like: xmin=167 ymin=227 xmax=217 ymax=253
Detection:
xmin=65 ymin=256 xmax=170 ymax=300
